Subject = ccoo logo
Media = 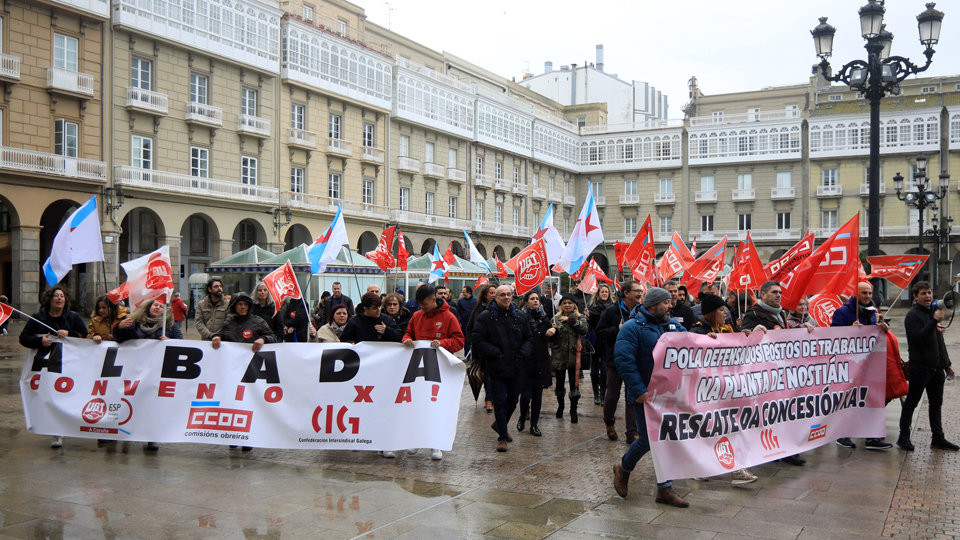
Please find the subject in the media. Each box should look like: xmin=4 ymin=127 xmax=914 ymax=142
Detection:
xmin=714 ymin=436 xmax=736 ymax=470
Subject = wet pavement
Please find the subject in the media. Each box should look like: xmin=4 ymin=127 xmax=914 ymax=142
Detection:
xmin=1 ymin=313 xmax=959 ymax=539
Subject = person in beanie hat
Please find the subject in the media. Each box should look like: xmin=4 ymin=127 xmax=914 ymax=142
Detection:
xmin=548 ymin=293 xmax=588 ymax=422
xmin=612 ymin=286 xmax=689 ymax=507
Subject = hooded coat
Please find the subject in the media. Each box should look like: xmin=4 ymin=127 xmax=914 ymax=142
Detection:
xmin=339 ymin=310 xmax=403 ymax=344
xmin=213 ymin=293 xmax=278 ymax=344
xmin=403 ymin=299 xmax=464 ymax=352
xmin=550 ymin=311 xmax=587 ymax=370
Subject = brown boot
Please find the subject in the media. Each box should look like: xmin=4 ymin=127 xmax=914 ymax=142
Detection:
xmin=655 ymin=486 xmax=689 ymax=508
xmin=606 ymin=424 xmax=619 ymax=441
xmin=496 ymin=440 xmax=508 ymax=452
xmin=613 ymin=463 xmax=629 ymax=498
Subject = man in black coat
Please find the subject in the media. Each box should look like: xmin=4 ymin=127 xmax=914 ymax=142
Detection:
xmin=325 ymin=281 xmax=354 ymax=322
xmin=596 ymin=280 xmax=643 ymax=442
xmin=339 ymin=291 xmax=403 ymax=344
xmin=898 ymin=281 xmax=958 ymax=451
xmin=665 ymin=279 xmax=696 ymax=330
xmin=472 ymin=284 xmax=532 ymax=452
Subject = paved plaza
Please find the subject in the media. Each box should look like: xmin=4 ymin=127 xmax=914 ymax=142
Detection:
xmin=1 ymin=312 xmax=959 ymax=539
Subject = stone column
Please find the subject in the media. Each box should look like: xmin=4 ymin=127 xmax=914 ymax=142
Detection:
xmin=12 ymin=225 xmax=41 ymax=313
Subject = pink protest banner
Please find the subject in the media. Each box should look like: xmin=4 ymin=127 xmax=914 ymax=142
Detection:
xmin=645 ymin=326 xmax=886 ymax=482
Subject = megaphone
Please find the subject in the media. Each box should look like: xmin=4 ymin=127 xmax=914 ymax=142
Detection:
xmin=935 ymin=290 xmax=959 ymax=328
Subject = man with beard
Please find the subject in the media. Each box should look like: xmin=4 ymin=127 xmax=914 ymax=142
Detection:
xmin=665 ymin=279 xmax=696 ymax=330
xmin=196 ymin=277 xmax=229 ymax=340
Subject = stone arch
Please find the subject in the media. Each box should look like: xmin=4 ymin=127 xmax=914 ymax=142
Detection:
xmin=450 ymin=240 xmax=464 ymax=259
xmin=0 ymin=195 xmax=20 ymax=303
xmin=118 ymin=207 xmax=167 ymax=266
xmin=357 ymin=230 xmax=378 ymax=254
xmin=474 ymin=242 xmax=488 ymax=259
xmin=591 ymin=252 xmax=610 ymax=276
xmin=420 ymin=238 xmax=436 ymax=256
xmin=510 ymin=246 xmax=520 ymax=258
xmin=285 ymin=224 xmax=312 ymax=250
xmin=232 ymin=219 xmax=266 ymax=253
xmin=493 ymin=245 xmax=506 ymax=260
xmin=392 ymin=233 xmax=413 ymax=256
xmin=179 ymin=213 xmax=221 ymax=302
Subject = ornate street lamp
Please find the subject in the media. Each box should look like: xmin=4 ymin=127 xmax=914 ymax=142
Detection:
xmin=812 ymin=1 xmax=944 ymax=300
xmin=894 ymin=156 xmax=951 ymax=286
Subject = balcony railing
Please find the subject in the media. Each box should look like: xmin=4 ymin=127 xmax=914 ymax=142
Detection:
xmin=447 ymin=168 xmax=466 ymax=182
xmin=532 ymin=186 xmax=547 ymax=199
xmin=0 ymin=146 xmax=105 ymax=181
xmin=812 ymin=225 xmax=916 ymax=238
xmin=0 ymin=53 xmax=20 ymax=81
xmin=512 ymin=183 xmax=529 ymax=196
xmin=475 ymin=173 xmax=494 ymax=189
xmin=549 ymin=191 xmax=563 ymax=202
xmin=361 ymin=146 xmax=384 ymax=163
xmin=593 ymin=195 xmax=605 ymax=206
xmin=327 ymin=138 xmax=352 ymax=156
xmin=619 ymin=194 xmax=640 ymax=205
xmin=859 ymin=183 xmax=887 ymax=195
xmin=288 ymin=128 xmax=317 ymax=149
xmin=115 ymin=166 xmax=278 ymax=204
xmin=771 ymin=186 xmax=796 ymax=199
xmin=238 ymin=114 xmax=270 ymax=137
xmin=50 ymin=0 xmax=109 ymax=18
xmin=397 ymin=156 xmax=420 ymax=173
xmin=394 ymin=210 xmax=440 ymax=227
xmin=46 ymin=67 xmax=94 ymax=98
xmin=185 ymin=102 xmax=223 ymax=126
xmin=125 ymin=87 xmax=168 ymax=115
xmin=494 ymin=179 xmax=510 ymax=193
xmin=816 ymin=184 xmax=843 ymax=197
xmin=423 ymin=162 xmax=445 ymax=178
xmin=695 ymin=190 xmax=718 ymax=202
xmin=689 ymin=109 xmax=798 ymax=127
xmin=564 ymin=195 xmax=576 ymax=206
xmin=654 ymin=192 xmax=675 ymax=204
xmin=283 ymin=191 xmax=390 ymax=221
xmin=750 ymin=228 xmax=802 ymax=241
xmin=732 ymin=188 xmax=756 ymax=201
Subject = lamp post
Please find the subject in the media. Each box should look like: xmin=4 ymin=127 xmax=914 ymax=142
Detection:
xmin=893 ymin=155 xmax=950 ymax=287
xmin=812 ymin=1 xmax=944 ymax=300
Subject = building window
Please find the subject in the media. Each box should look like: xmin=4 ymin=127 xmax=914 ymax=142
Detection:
xmin=737 ymin=173 xmax=752 ymax=190
xmin=700 ymin=175 xmax=715 ymax=192
xmin=241 ymin=88 xmax=258 ymax=116
xmin=328 ymin=172 xmax=341 ymax=199
xmin=448 ymin=148 xmax=457 ymax=168
xmin=659 ymin=216 xmax=672 ymax=234
xmin=190 ymin=147 xmax=209 ymax=177
xmin=777 ymin=212 xmax=791 ymax=230
xmin=495 ymin=162 xmax=503 ymax=180
xmin=448 ymin=196 xmax=457 ymax=218
xmin=190 ymin=73 xmax=208 ymax=104
xmin=594 ymin=181 xmax=604 ymax=197
xmin=399 ymin=134 xmax=410 ymax=157
xmin=624 ymin=217 xmax=637 ymax=236
xmin=863 ymin=165 xmax=883 ymax=183
xmin=424 ymin=141 xmax=435 ymax=164
xmin=189 ymin=216 xmax=208 ymax=255
xmin=329 ymin=114 xmax=342 ymax=140
xmin=241 ymin=156 xmax=258 ymax=185
xmin=400 ymin=187 xmax=410 ymax=211
xmin=821 ymin=168 xmax=838 ymax=186
xmin=777 ymin=171 xmax=792 ymax=188
xmin=747 ymin=108 xmax=759 ymax=121
xmin=549 ymin=176 xmax=556 ymax=192
xmin=513 ymin=166 xmax=520 ymax=184
xmin=301 ymin=4 xmax=314 ymax=22
xmin=512 ymin=207 xmax=520 ymax=226
xmin=712 ymin=111 xmax=723 ymax=124
xmin=701 ymin=214 xmax=714 ymax=232
xmin=495 ymin=204 xmax=502 ymax=223
xmin=425 ymin=191 xmax=435 ymax=214
xmin=131 ymin=135 xmax=152 ymax=169
xmin=362 ymin=179 xmax=374 ymax=204
xmin=624 ymin=179 xmax=637 ymax=196
xmin=659 ymin=178 xmax=672 ymax=194
xmin=291 ymin=167 xmax=304 ymax=193
xmin=563 ymin=218 xmax=569 ymax=237
xmin=291 ymin=104 xmax=305 ymax=130
xmin=475 ymin=156 xmax=484 ymax=175
xmin=362 ymin=123 xmax=375 ymax=148
xmin=131 ymin=57 xmax=152 ymax=90
xmin=475 ymin=200 xmax=483 ymax=222
xmin=821 ymin=210 xmax=838 ymax=229
xmin=577 ymin=116 xmax=586 ymax=128
xmin=738 ymin=213 xmax=752 ymax=231
xmin=54 ymin=119 xmax=78 ymax=157
xmin=53 ymin=33 xmax=78 ymax=71
xmin=533 ymin=171 xmax=540 ymax=187
xmin=337 ymin=18 xmax=348 ymax=35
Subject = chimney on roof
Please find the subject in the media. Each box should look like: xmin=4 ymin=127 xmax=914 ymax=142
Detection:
xmin=545 ymin=61 xmax=553 ymax=73
xmin=596 ymin=44 xmax=604 ymax=72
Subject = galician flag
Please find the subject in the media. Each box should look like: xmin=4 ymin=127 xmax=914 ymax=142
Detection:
xmin=308 ymin=202 xmax=349 ymax=274
xmin=463 ymin=230 xmax=491 ymax=274
xmin=556 ymin=183 xmax=604 ymax=275
xmin=532 ymin=203 xmax=566 ymax=265
xmin=428 ymin=243 xmax=450 ymax=283
xmin=43 ymin=196 xmax=105 ymax=286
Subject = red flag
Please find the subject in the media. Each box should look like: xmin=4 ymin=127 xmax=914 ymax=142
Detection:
xmin=578 ymin=272 xmax=599 ymax=295
xmin=106 ymin=282 xmax=129 ymax=304
xmin=623 ymin=215 xmax=655 ymax=279
xmin=657 ymin=232 xmax=694 ymax=281
xmin=364 ymin=226 xmax=396 ymax=271
xmin=494 ymin=253 xmax=509 ymax=278
xmin=473 ymin=276 xmax=489 ymax=291
xmin=683 ymin=237 xmax=727 ymax=291
xmin=0 ymin=301 xmax=12 ymax=327
xmin=587 ymin=257 xmax=613 ymax=284
xmin=443 ymin=242 xmax=457 ymax=266
xmin=764 ymin=231 xmax=815 ymax=283
xmin=614 ymin=241 xmax=630 ymax=272
xmin=728 ymin=231 xmax=769 ymax=291
xmin=121 ymin=246 xmax=174 ymax=307
xmin=504 ymin=239 xmax=549 ymax=296
xmin=396 ymin=229 xmax=409 ymax=271
xmin=691 ymin=237 xmax=697 ymax=255
xmin=867 ymin=255 xmax=929 ymax=289
xmin=781 ymin=214 xmax=860 ymax=311
xmin=262 ymin=261 xmax=303 ymax=316
xmin=808 ymin=294 xmax=844 ymax=328
xmin=613 ymin=280 xmax=622 ymax=293
xmin=570 ymin=256 xmax=590 ymax=281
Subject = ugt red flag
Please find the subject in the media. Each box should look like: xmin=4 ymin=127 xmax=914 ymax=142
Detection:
xmin=683 ymin=237 xmax=727 ymax=292
xmin=867 ymin=255 xmax=928 ymax=289
xmin=764 ymin=231 xmax=815 ymax=283
xmin=728 ymin=231 xmax=768 ymax=291
xmin=0 ymin=301 xmax=12 ymax=328
xmin=781 ymin=214 xmax=860 ymax=311
xmin=365 ymin=226 xmax=396 ymax=271
xmin=262 ymin=261 xmax=303 ymax=316
xmin=504 ymin=239 xmax=549 ymax=296
xmin=396 ymin=229 xmax=410 ymax=271
xmin=121 ymin=245 xmax=174 ymax=307
xmin=808 ymin=294 xmax=844 ymax=328
xmin=494 ymin=253 xmax=509 ymax=278
xmin=657 ymin=232 xmax=695 ymax=281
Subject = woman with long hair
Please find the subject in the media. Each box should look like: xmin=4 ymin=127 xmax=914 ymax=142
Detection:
xmin=466 ymin=283 xmax=498 ymax=413
xmin=548 ymin=293 xmax=588 ymax=423
xmin=587 ymin=284 xmax=614 ymax=404
xmin=517 ymin=290 xmax=552 ymax=436
xmin=317 ymin=303 xmax=350 ymax=342
xmin=87 ymin=295 xmax=128 ymax=344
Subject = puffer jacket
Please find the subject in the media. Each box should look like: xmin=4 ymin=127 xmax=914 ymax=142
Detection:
xmin=550 ymin=312 xmax=587 ymax=370
xmin=830 ymin=296 xmax=877 ymax=327
xmin=87 ymin=304 xmax=129 ymax=339
xmin=471 ymin=300 xmax=532 ymax=378
xmin=195 ymin=295 xmax=229 ymax=340
xmin=614 ymin=305 xmax=686 ymax=403
xmin=522 ymin=306 xmax=553 ymax=388
xmin=403 ymin=299 xmax=464 ymax=352
xmin=213 ymin=294 xmax=277 ymax=344
xmin=740 ymin=303 xmax=791 ymax=331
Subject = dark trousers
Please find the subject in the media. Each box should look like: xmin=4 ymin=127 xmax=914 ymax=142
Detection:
xmin=590 ymin=353 xmax=606 ymax=398
xmin=554 ymin=366 xmax=579 ymax=396
xmin=489 ymin=376 xmax=520 ymax=441
xmin=603 ymin=364 xmax=637 ymax=438
xmin=519 ymin=386 xmax=543 ymax=427
xmin=899 ymin=365 xmax=946 ymax=439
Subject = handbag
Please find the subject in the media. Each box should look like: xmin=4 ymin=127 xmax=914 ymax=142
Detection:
xmin=570 ymin=338 xmax=582 ymax=400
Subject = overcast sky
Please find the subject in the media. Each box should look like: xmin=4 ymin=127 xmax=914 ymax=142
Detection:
xmin=353 ymin=0 xmax=960 ymax=117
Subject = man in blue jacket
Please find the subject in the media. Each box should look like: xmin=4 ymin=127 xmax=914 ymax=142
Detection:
xmin=612 ymin=287 xmax=689 ymax=508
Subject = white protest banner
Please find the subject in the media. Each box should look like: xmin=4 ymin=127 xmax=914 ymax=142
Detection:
xmin=646 ymin=326 xmax=886 ymax=482
xmin=21 ymin=339 xmax=465 ymax=451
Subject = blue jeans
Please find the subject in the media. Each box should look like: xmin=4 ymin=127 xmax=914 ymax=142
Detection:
xmin=621 ymin=400 xmax=672 ymax=489
xmin=488 ymin=376 xmax=520 ymax=441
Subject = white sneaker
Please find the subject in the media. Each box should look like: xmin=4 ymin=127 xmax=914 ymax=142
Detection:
xmin=379 ymin=450 xmax=396 ymax=458
xmin=50 ymin=436 xmax=63 ymax=448
xmin=405 ymin=448 xmax=419 ymax=455
xmin=431 ymin=449 xmax=443 ymax=460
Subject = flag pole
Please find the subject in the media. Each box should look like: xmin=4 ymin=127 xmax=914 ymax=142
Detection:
xmin=344 ymin=246 xmax=363 ymax=297
xmin=9 ymin=307 xmax=59 ymax=334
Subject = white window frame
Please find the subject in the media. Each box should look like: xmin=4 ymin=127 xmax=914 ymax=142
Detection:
xmin=659 ymin=177 xmax=672 ymax=194
xmin=400 ymin=134 xmax=410 ymax=157
xmin=624 ymin=217 xmax=637 ymax=236
xmin=131 ymin=57 xmax=152 ymax=90
xmin=362 ymin=179 xmax=374 ymax=204
xmin=291 ymin=103 xmax=305 ymax=131
xmin=475 ymin=156 xmax=484 ymax=175
xmin=399 ymin=187 xmax=410 ymax=211
xmin=328 ymin=172 xmax=341 ymax=199
xmin=659 ymin=216 xmax=672 ymax=234
xmin=55 ymin=119 xmax=78 ymax=158
xmin=53 ymin=33 xmax=78 ymax=72
xmin=738 ymin=213 xmax=751 ymax=231
xmin=362 ymin=123 xmax=375 ymax=148
xmin=329 ymin=114 xmax=342 ymax=140
xmin=776 ymin=171 xmax=792 ymax=188
xmin=241 ymin=156 xmax=258 ymax=186
xmin=821 ymin=209 xmax=838 ymax=229
xmin=241 ymin=88 xmax=258 ymax=116
xmin=624 ymin=179 xmax=637 ymax=196
xmin=700 ymin=175 xmax=715 ymax=192
xmin=495 ymin=204 xmax=502 ymax=222
xmin=513 ymin=166 xmax=520 ymax=184
xmin=448 ymin=196 xmax=457 ymax=218
xmin=131 ymin=135 xmax=152 ymax=169
xmin=291 ymin=167 xmax=305 ymax=193
xmin=822 ymin=168 xmax=839 ymax=186
xmin=512 ymin=207 xmax=520 ymax=226
xmin=777 ymin=212 xmax=791 ymax=230
xmin=425 ymin=191 xmax=435 ymax=215
xmin=190 ymin=146 xmax=209 ymax=177
xmin=495 ymin=162 xmax=502 ymax=180
xmin=448 ymin=148 xmax=457 ymax=168
xmin=190 ymin=73 xmax=208 ymax=104
xmin=737 ymin=173 xmax=752 ymax=190
xmin=425 ymin=141 xmax=435 ymax=163
xmin=475 ymin=200 xmax=483 ymax=222
xmin=701 ymin=214 xmax=714 ymax=232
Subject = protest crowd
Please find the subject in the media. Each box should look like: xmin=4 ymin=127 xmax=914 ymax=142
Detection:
xmin=6 ymin=188 xmax=956 ymax=511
